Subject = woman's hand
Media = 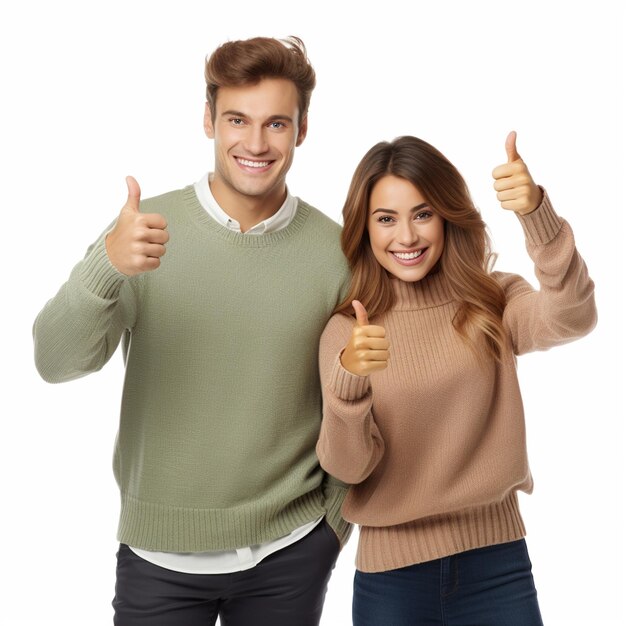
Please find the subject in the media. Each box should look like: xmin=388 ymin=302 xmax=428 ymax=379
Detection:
xmin=492 ymin=131 xmax=543 ymax=215
xmin=340 ymin=301 xmax=390 ymax=376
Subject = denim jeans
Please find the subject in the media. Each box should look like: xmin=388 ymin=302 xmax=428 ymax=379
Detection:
xmin=353 ymin=539 xmax=543 ymax=626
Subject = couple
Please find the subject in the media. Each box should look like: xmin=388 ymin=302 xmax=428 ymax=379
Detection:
xmin=33 ymin=36 xmax=596 ymax=625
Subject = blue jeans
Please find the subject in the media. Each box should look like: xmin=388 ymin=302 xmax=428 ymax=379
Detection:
xmin=353 ymin=539 xmax=543 ymax=626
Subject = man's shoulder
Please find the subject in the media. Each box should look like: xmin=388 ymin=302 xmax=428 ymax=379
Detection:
xmin=138 ymin=186 xmax=189 ymax=213
xmin=293 ymin=199 xmax=349 ymax=284
xmin=296 ymin=198 xmax=342 ymax=234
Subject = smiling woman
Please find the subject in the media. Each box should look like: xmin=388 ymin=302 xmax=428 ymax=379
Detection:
xmin=5 ymin=2 xmax=622 ymax=625
xmin=368 ymin=175 xmax=445 ymax=282
xmin=335 ymin=135 xmax=509 ymax=360
xmin=316 ymin=134 xmax=597 ymax=625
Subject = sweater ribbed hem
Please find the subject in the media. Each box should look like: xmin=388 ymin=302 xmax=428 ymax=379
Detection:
xmin=322 ymin=483 xmax=353 ymax=547
xmin=518 ymin=188 xmax=563 ymax=246
xmin=117 ymin=488 xmax=328 ymax=552
xmin=355 ymin=491 xmax=526 ymax=572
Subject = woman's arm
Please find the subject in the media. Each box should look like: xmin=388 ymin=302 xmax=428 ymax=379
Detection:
xmin=492 ymin=132 xmax=597 ymax=354
xmin=316 ymin=311 xmax=387 ymax=484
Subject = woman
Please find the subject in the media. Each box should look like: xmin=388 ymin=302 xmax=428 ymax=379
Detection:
xmin=317 ymin=133 xmax=596 ymax=625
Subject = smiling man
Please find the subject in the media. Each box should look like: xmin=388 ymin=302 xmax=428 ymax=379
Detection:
xmin=205 ymin=77 xmax=306 ymax=230
xmin=33 ymin=37 xmax=351 ymax=626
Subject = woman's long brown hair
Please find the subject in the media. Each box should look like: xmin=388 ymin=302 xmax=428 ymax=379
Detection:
xmin=337 ymin=136 xmax=507 ymax=361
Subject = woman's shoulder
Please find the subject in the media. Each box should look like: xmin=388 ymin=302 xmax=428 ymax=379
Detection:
xmin=322 ymin=311 xmax=355 ymax=344
xmin=491 ymin=270 xmax=534 ymax=302
xmin=324 ymin=310 xmax=355 ymax=333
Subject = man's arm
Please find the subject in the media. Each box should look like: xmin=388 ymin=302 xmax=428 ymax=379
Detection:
xmin=33 ymin=234 xmax=137 ymax=383
xmin=33 ymin=177 xmax=167 ymax=382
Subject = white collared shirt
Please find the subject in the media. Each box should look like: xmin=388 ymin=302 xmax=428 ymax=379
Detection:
xmin=193 ymin=172 xmax=297 ymax=234
xmin=129 ymin=173 xmax=321 ymax=574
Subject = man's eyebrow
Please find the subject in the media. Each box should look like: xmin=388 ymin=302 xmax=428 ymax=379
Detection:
xmin=220 ymin=110 xmax=294 ymax=123
xmin=371 ymin=203 xmax=429 ymax=215
xmin=266 ymin=114 xmax=294 ymax=123
xmin=221 ymin=110 xmax=247 ymax=118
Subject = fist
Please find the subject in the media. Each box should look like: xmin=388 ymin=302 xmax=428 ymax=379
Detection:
xmin=105 ymin=176 xmax=169 ymax=276
xmin=340 ymin=300 xmax=390 ymax=376
xmin=492 ymin=131 xmax=542 ymax=215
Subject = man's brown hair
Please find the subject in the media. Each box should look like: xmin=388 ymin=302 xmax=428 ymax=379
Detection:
xmin=205 ymin=36 xmax=316 ymax=126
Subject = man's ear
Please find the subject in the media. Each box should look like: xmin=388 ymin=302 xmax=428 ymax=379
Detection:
xmin=296 ymin=115 xmax=308 ymax=146
xmin=204 ymin=103 xmax=215 ymax=139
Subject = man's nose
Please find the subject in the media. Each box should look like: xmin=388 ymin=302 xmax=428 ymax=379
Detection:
xmin=243 ymin=126 xmax=269 ymax=155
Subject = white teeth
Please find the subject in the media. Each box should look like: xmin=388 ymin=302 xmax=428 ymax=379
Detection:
xmin=393 ymin=250 xmax=425 ymax=260
xmin=237 ymin=158 xmax=270 ymax=168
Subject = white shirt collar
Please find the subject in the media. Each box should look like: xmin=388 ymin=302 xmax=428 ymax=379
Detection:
xmin=193 ymin=173 xmax=297 ymax=234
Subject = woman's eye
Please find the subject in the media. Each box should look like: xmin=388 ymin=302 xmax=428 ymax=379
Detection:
xmin=377 ymin=216 xmax=394 ymax=224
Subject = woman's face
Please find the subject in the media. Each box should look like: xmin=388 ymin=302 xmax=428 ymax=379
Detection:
xmin=367 ymin=175 xmax=445 ymax=282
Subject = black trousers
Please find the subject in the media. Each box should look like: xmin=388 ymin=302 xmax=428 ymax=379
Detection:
xmin=112 ymin=519 xmax=341 ymax=626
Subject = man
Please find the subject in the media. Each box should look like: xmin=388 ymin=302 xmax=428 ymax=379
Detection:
xmin=33 ymin=36 xmax=351 ymax=626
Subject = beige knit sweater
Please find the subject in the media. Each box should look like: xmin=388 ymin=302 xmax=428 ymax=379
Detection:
xmin=317 ymin=192 xmax=596 ymax=573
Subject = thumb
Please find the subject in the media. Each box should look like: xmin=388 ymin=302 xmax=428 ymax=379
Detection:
xmin=352 ymin=300 xmax=370 ymax=326
xmin=125 ymin=175 xmax=141 ymax=212
xmin=505 ymin=130 xmax=521 ymax=163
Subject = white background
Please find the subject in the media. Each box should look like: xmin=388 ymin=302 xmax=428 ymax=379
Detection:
xmin=2 ymin=1 xmax=624 ymax=624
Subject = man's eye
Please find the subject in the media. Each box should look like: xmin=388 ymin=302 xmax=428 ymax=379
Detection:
xmin=269 ymin=121 xmax=286 ymax=129
xmin=230 ymin=118 xmax=244 ymax=125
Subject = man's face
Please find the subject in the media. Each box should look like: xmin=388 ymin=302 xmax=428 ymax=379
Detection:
xmin=204 ymin=78 xmax=307 ymax=211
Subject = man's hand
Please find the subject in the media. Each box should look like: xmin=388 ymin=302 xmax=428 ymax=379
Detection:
xmin=340 ymin=300 xmax=390 ymax=376
xmin=492 ymin=131 xmax=542 ymax=216
xmin=105 ymin=176 xmax=169 ymax=276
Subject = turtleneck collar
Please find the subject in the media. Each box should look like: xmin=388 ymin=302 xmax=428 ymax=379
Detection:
xmin=389 ymin=270 xmax=455 ymax=310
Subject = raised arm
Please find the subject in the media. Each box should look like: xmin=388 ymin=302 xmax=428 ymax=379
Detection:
xmin=492 ymin=132 xmax=597 ymax=354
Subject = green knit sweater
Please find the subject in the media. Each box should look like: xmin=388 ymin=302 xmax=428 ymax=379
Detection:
xmin=34 ymin=185 xmax=352 ymax=551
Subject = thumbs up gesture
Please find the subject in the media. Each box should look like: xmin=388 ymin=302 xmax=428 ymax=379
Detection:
xmin=340 ymin=301 xmax=390 ymax=376
xmin=492 ymin=131 xmax=542 ymax=216
xmin=105 ymin=176 xmax=169 ymax=276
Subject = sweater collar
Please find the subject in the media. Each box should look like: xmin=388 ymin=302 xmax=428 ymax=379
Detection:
xmin=389 ymin=270 xmax=455 ymax=310
xmin=183 ymin=185 xmax=310 ymax=247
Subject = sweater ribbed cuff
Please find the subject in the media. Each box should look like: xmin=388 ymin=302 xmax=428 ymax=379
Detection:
xmin=328 ymin=354 xmax=371 ymax=401
xmin=517 ymin=188 xmax=563 ymax=246
xmin=79 ymin=236 xmax=128 ymax=300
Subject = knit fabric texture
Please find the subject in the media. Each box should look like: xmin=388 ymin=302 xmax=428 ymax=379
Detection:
xmin=34 ymin=186 xmax=352 ymax=551
xmin=317 ymin=191 xmax=596 ymax=572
